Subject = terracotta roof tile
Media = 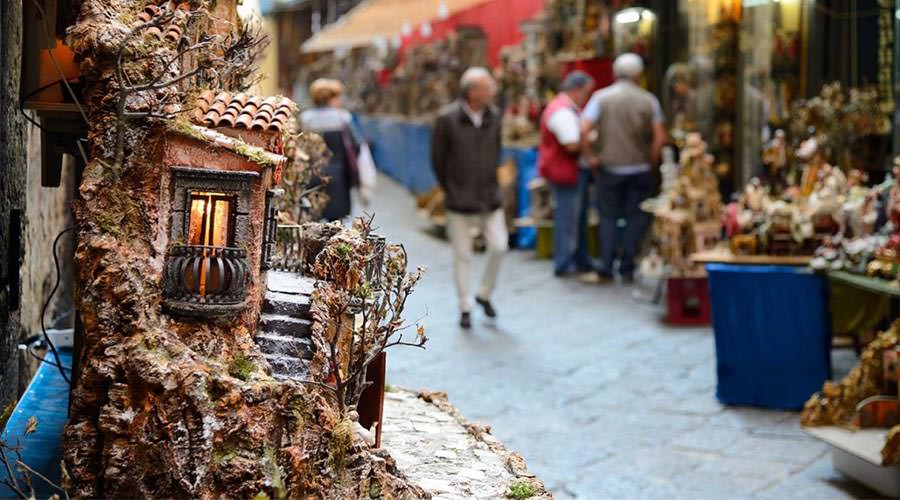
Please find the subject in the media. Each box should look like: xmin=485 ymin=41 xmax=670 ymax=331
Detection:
xmin=193 ymin=92 xmax=296 ymax=133
xmin=235 ymin=113 xmax=254 ymax=129
xmin=132 ymin=1 xmax=189 ymax=42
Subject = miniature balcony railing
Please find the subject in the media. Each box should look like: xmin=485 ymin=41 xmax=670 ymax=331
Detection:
xmin=270 ymin=224 xmax=385 ymax=289
xmin=163 ymin=244 xmax=250 ymax=317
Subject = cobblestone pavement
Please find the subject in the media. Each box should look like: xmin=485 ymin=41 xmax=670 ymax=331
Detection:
xmin=364 ymin=176 xmax=872 ymax=499
xmin=381 ymin=389 xmax=548 ymax=500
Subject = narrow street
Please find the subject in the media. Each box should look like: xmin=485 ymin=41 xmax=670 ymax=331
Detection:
xmin=369 ymin=175 xmax=869 ymax=499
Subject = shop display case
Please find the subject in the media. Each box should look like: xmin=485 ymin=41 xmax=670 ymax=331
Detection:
xmin=612 ymin=7 xmax=657 ymax=58
xmin=737 ymin=0 xmax=808 ymax=185
xmin=661 ymin=0 xmax=739 ymax=198
xmin=546 ymin=0 xmax=613 ymax=60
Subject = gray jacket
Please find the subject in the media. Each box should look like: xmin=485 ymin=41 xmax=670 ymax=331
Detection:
xmin=431 ymin=101 xmax=502 ymax=213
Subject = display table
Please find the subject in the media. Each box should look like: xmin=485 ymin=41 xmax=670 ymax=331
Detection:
xmin=827 ymin=270 xmax=900 ymax=296
xmin=804 ymin=426 xmax=900 ymax=497
xmin=824 ymin=271 xmax=893 ymax=345
xmin=698 ymin=254 xmax=831 ymax=409
xmin=691 ymin=248 xmax=813 ymax=266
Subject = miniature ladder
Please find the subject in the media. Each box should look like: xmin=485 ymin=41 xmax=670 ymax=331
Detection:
xmin=257 ymin=271 xmax=316 ymax=381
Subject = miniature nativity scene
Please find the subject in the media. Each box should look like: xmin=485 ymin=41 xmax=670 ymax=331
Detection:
xmin=801 ymin=320 xmax=900 ymax=496
xmin=645 ymin=83 xmax=896 ymax=325
xmin=650 ymin=132 xmax=723 ymax=279
xmin=640 ymin=133 xmax=721 ymax=324
xmin=0 ymin=0 xmax=549 ymax=498
xmin=719 ymin=83 xmax=890 ymax=262
xmin=648 ymin=83 xmax=894 ymax=276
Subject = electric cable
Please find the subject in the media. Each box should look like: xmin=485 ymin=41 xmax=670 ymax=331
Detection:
xmin=18 ymin=77 xmax=79 ymax=138
xmin=27 ymin=342 xmax=72 ymax=373
xmin=40 ymin=226 xmax=80 ymax=385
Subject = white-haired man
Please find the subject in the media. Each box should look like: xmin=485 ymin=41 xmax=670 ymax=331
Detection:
xmin=582 ymin=53 xmax=667 ymax=283
xmin=431 ymin=67 xmax=506 ymax=329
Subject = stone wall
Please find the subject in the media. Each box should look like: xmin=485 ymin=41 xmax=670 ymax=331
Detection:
xmin=0 ymin=5 xmax=76 ymax=402
xmin=19 ymin=116 xmax=76 ymax=383
xmin=0 ymin=0 xmax=28 ymax=409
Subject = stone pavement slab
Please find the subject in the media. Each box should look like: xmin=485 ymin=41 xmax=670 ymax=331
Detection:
xmin=381 ymin=388 xmax=549 ymax=499
xmin=363 ymin=176 xmax=874 ymax=499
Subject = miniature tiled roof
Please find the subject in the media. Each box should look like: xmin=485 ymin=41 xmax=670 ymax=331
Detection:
xmin=182 ymin=124 xmax=289 ymax=181
xmin=192 ymin=91 xmax=296 ymax=133
xmin=132 ymin=1 xmax=191 ymax=43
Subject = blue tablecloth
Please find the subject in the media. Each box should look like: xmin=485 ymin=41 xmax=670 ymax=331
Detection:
xmin=1 ymin=350 xmax=71 ymax=498
xmin=355 ymin=114 xmax=539 ymax=248
xmin=707 ymin=264 xmax=832 ymax=410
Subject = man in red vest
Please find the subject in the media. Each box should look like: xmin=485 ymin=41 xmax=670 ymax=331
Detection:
xmin=538 ymin=71 xmax=595 ymax=277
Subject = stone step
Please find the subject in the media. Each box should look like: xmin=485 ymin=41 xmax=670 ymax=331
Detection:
xmin=259 ymin=313 xmax=313 ymax=338
xmin=263 ymin=353 xmax=308 ymax=380
xmin=267 ymin=271 xmax=316 ymax=295
xmin=273 ymin=373 xmax=304 ymax=382
xmin=256 ymin=332 xmax=314 ymax=360
xmin=263 ymin=290 xmax=311 ymax=317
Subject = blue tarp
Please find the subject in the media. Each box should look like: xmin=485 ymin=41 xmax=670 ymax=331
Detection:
xmin=356 ymin=115 xmax=438 ymax=195
xmin=707 ymin=264 xmax=832 ymax=410
xmin=355 ymin=114 xmax=539 ymax=248
xmin=506 ymin=147 xmax=538 ymax=249
xmin=1 ymin=350 xmax=71 ymax=498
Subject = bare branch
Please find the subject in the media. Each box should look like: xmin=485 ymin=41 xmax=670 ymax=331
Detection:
xmin=16 ymin=460 xmax=69 ymax=496
xmin=0 ymin=445 xmax=27 ymax=499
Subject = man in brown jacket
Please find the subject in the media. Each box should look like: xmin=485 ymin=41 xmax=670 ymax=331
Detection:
xmin=431 ymin=67 xmax=506 ymax=329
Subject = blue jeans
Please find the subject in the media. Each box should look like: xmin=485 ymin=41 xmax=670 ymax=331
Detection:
xmin=551 ymin=170 xmax=593 ymax=274
xmin=595 ymin=170 xmax=655 ymax=277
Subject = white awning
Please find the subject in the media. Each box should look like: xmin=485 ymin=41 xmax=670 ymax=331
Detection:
xmin=301 ymin=0 xmax=490 ymax=53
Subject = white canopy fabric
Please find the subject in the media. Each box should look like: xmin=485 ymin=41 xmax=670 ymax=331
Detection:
xmin=301 ymin=0 xmax=490 ymax=53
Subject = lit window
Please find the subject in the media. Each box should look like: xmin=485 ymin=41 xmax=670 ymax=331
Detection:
xmin=187 ymin=192 xmax=234 ymax=247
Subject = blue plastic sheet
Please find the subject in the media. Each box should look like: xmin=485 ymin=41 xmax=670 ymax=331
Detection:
xmin=356 ymin=115 xmax=540 ymax=248
xmin=1 ymin=350 xmax=71 ymax=498
xmin=356 ymin=115 xmax=437 ymax=195
xmin=707 ymin=264 xmax=832 ymax=409
xmin=508 ymin=147 xmax=538 ymax=249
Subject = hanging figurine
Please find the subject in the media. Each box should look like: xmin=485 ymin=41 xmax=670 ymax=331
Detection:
xmin=796 ymin=129 xmax=830 ymax=199
xmin=761 ymin=129 xmax=788 ymax=194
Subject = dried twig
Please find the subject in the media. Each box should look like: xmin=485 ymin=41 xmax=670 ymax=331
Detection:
xmin=306 ymin=219 xmax=426 ymax=414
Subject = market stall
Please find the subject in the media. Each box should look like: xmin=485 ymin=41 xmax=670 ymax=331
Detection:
xmin=802 ymin=321 xmax=900 ymax=497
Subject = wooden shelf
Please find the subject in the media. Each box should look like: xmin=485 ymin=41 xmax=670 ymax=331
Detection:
xmin=691 ymin=248 xmax=812 ymax=266
xmin=22 ymin=100 xmax=82 ymax=115
xmin=555 ymin=51 xmax=600 ymax=63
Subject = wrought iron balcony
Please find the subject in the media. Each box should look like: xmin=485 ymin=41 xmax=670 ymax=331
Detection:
xmin=163 ymin=244 xmax=250 ymax=317
xmin=270 ymin=225 xmax=385 ymax=289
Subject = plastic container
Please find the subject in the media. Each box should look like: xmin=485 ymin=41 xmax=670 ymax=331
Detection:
xmin=666 ymin=276 xmax=711 ymax=325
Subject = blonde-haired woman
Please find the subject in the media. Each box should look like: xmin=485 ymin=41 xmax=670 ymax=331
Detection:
xmin=300 ymin=78 xmax=360 ymax=221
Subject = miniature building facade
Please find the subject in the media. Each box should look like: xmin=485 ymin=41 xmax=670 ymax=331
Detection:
xmin=160 ymin=92 xmax=294 ymax=318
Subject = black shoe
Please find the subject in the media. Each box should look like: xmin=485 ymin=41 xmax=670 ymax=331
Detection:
xmin=475 ymin=297 xmax=497 ymax=318
xmin=460 ymin=312 xmax=472 ymax=329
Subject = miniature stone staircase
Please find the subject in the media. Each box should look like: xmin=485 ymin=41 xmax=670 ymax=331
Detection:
xmin=257 ymin=271 xmax=317 ymax=381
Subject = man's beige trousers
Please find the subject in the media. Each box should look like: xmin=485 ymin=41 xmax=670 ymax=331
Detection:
xmin=446 ymin=208 xmax=508 ymax=313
